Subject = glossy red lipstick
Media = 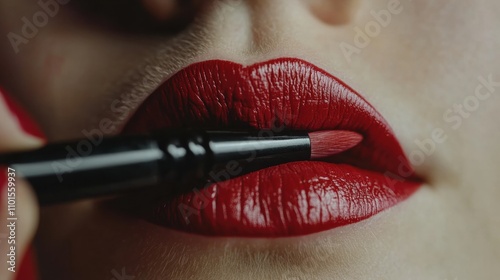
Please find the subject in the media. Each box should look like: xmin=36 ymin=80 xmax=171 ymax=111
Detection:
xmin=124 ymin=58 xmax=421 ymax=237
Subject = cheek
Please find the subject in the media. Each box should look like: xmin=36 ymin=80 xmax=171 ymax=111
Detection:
xmin=42 ymin=45 xmax=66 ymax=83
xmin=29 ymin=38 xmax=69 ymax=96
xmin=0 ymin=1 xmax=75 ymax=118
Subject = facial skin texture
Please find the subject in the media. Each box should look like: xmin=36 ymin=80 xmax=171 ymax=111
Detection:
xmin=1 ymin=0 xmax=499 ymax=279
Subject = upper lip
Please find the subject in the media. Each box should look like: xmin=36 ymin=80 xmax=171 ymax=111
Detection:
xmin=123 ymin=58 xmax=421 ymax=237
xmin=125 ymin=58 xmax=413 ymax=176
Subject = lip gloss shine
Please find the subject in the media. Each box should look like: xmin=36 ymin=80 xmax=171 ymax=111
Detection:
xmin=124 ymin=58 xmax=422 ymax=237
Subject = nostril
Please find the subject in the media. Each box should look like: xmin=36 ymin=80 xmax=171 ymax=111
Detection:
xmin=305 ymin=0 xmax=360 ymax=25
xmin=68 ymin=0 xmax=201 ymax=33
xmin=142 ymin=0 xmax=178 ymax=21
xmin=141 ymin=0 xmax=202 ymax=22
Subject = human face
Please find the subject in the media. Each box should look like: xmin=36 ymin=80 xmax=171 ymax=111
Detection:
xmin=1 ymin=1 xmax=499 ymax=279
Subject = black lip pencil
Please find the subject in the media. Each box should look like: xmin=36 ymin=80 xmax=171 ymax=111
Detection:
xmin=0 ymin=129 xmax=362 ymax=205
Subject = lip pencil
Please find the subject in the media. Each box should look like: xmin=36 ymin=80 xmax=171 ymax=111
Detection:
xmin=0 ymin=129 xmax=362 ymax=204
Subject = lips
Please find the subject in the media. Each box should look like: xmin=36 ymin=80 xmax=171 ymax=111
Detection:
xmin=123 ymin=58 xmax=421 ymax=237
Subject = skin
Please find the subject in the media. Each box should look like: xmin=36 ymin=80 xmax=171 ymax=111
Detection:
xmin=0 ymin=0 xmax=499 ymax=279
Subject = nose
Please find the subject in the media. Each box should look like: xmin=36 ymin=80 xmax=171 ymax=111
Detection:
xmin=141 ymin=0 xmax=364 ymax=59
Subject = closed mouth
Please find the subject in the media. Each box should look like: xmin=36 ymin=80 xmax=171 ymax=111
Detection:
xmin=123 ymin=58 xmax=421 ymax=237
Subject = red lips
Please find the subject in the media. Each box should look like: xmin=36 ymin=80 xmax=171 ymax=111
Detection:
xmin=124 ymin=58 xmax=421 ymax=237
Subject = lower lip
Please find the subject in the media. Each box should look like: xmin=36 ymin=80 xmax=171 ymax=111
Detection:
xmin=125 ymin=58 xmax=422 ymax=237
xmin=154 ymin=161 xmax=419 ymax=237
